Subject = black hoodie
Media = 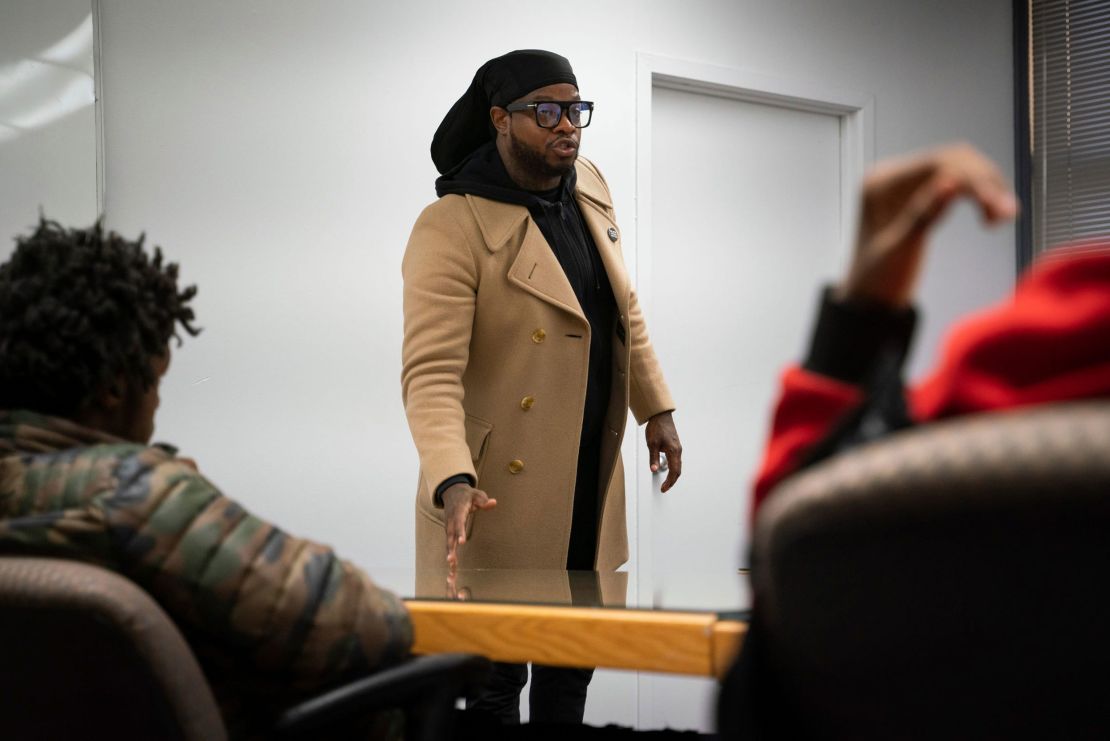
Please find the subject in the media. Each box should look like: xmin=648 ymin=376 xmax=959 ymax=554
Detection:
xmin=436 ymin=142 xmax=617 ymax=569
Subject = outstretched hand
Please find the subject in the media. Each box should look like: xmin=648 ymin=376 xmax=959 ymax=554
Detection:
xmin=840 ymin=143 xmax=1019 ymax=308
xmin=646 ymin=411 xmax=683 ymax=492
xmin=442 ymin=482 xmax=496 ymax=573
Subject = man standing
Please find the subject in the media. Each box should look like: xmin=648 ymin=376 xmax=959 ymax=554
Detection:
xmin=401 ymin=50 xmax=682 ymax=723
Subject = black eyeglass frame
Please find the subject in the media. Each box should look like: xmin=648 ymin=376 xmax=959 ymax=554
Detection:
xmin=504 ymin=100 xmax=595 ymax=129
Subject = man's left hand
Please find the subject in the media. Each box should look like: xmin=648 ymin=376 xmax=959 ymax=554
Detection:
xmin=646 ymin=411 xmax=682 ymax=492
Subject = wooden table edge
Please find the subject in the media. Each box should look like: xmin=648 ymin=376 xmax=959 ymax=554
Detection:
xmin=404 ymin=600 xmax=747 ymax=679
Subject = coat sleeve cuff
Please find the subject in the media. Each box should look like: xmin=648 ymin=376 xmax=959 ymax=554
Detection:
xmin=803 ymin=286 xmax=918 ymax=385
xmin=630 ymin=377 xmax=676 ymax=426
xmin=433 ymin=473 xmax=475 ymax=508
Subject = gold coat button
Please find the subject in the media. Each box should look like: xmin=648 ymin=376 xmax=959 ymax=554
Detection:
xmin=508 ymin=459 xmax=525 ymax=474
xmin=520 ymin=396 xmax=535 ymax=411
xmin=531 ymin=328 xmax=546 ymax=344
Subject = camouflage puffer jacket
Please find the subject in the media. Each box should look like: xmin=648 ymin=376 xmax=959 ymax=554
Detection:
xmin=0 ymin=409 xmax=412 ymax=725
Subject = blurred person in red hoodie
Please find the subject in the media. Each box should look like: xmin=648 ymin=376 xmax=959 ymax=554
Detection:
xmin=751 ymin=143 xmax=1110 ymax=514
xmin=719 ymin=142 xmax=1110 ymax=739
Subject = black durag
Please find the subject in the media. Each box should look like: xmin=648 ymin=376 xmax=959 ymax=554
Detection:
xmin=430 ymin=49 xmax=577 ymax=175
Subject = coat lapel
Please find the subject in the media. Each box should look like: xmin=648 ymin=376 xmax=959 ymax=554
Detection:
xmin=507 ymin=219 xmax=586 ymax=321
xmin=465 ymin=160 xmax=631 ymax=326
xmin=467 ymin=192 xmax=586 ymax=321
xmin=576 ymin=186 xmax=631 ymax=326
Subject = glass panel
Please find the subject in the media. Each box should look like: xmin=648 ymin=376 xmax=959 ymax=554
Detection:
xmin=535 ymin=102 xmax=562 ymax=127
xmin=570 ymin=102 xmax=592 ymax=127
xmin=0 ymin=1 xmax=97 ymax=258
xmin=373 ymin=564 xmax=751 ymax=615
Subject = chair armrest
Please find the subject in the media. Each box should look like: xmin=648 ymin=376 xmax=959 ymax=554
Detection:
xmin=273 ymin=653 xmax=491 ymax=738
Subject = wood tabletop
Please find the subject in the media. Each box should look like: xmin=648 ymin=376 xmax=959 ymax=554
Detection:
xmin=404 ymin=599 xmax=746 ymax=679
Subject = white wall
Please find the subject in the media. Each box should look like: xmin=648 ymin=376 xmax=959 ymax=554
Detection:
xmin=88 ymin=0 xmax=1015 ymax=729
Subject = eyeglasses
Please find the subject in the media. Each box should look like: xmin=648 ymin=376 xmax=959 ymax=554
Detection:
xmin=504 ymin=100 xmax=594 ymax=129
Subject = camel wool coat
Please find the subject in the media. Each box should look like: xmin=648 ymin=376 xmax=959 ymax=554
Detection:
xmin=402 ymin=157 xmax=674 ymax=572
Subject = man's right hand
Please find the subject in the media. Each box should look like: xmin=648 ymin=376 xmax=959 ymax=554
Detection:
xmin=442 ymin=482 xmax=496 ymax=572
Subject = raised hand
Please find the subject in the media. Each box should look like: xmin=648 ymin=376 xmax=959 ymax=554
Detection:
xmin=839 ymin=143 xmax=1019 ymax=308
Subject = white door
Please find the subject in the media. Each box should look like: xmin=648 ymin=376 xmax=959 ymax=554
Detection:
xmin=638 ymin=81 xmax=848 ymax=731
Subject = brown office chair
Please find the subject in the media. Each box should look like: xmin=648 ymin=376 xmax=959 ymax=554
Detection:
xmin=748 ymin=400 xmax=1110 ymax=739
xmin=0 ymin=556 xmax=489 ymax=740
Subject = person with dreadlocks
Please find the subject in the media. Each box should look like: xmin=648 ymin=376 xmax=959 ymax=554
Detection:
xmin=0 ymin=219 xmax=412 ymax=734
xmin=402 ymin=49 xmax=682 ymax=724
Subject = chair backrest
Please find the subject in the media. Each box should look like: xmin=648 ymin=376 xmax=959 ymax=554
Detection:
xmin=751 ymin=400 xmax=1110 ymax=739
xmin=0 ymin=557 xmax=227 ymax=741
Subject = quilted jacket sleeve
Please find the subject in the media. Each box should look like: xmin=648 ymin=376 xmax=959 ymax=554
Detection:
xmin=98 ymin=448 xmax=412 ymax=695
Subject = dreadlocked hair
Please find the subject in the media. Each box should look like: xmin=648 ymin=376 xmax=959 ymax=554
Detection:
xmin=0 ymin=217 xmax=200 ymax=417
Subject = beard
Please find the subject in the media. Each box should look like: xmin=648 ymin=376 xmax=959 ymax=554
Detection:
xmin=509 ymin=128 xmax=577 ymax=182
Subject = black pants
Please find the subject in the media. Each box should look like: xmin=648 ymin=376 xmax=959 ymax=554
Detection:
xmin=467 ymin=661 xmax=594 ymax=724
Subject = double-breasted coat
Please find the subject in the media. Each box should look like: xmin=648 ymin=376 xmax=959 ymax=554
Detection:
xmin=402 ymin=157 xmax=674 ymax=572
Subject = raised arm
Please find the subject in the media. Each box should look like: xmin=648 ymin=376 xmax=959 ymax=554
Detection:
xmin=751 ymin=143 xmax=1018 ymax=512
